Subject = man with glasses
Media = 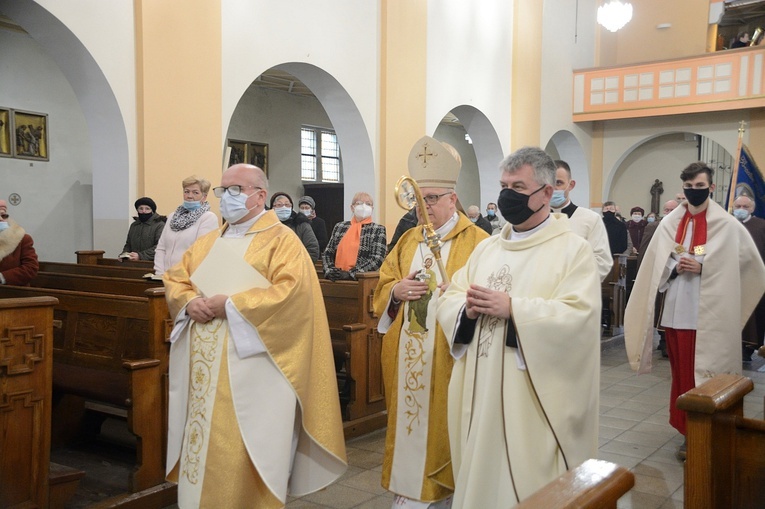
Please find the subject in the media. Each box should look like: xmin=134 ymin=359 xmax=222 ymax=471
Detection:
xmin=164 ymin=164 xmax=347 ymax=507
xmin=374 ymin=136 xmax=488 ymax=508
xmin=0 ymin=199 xmax=39 ymax=286
xmin=626 ymin=162 xmax=765 ymax=460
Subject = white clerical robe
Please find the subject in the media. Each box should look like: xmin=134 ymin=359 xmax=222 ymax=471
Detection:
xmin=437 ymin=214 xmax=601 ymax=508
xmin=625 ymin=200 xmax=765 ymax=385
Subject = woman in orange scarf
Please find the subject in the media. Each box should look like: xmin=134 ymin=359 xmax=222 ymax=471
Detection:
xmin=322 ymin=192 xmax=387 ymax=281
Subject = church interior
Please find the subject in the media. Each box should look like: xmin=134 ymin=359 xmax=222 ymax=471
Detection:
xmin=2 ymin=0 xmax=765 ymax=508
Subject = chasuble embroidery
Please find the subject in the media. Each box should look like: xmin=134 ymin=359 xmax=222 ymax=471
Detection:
xmin=477 ymin=265 xmax=512 ymax=358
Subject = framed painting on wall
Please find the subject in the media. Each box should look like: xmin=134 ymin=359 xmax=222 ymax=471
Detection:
xmin=13 ymin=109 xmax=48 ymax=161
xmin=227 ymin=139 xmax=247 ymax=167
xmin=0 ymin=108 xmax=10 ymax=157
xmin=248 ymin=142 xmax=268 ymax=176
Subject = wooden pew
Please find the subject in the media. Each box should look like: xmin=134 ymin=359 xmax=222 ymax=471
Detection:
xmin=677 ymin=374 xmax=765 ymax=509
xmin=40 ymin=260 xmax=151 ymax=279
xmin=0 ymin=297 xmax=85 ymax=509
xmin=319 ymin=272 xmax=386 ymax=438
xmin=517 ymin=459 xmax=635 ymax=508
xmin=0 ymin=285 xmax=170 ymax=497
xmin=77 ymin=250 xmax=154 ymax=269
xmin=31 ymin=271 xmax=162 ymax=297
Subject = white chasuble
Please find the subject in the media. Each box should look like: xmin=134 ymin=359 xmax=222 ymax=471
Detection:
xmin=389 ymin=241 xmax=452 ymax=498
xmin=438 ymin=216 xmax=601 ymax=508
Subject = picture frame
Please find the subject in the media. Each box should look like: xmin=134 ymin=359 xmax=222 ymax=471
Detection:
xmin=0 ymin=108 xmax=10 ymax=157
xmin=227 ymin=139 xmax=247 ymax=167
xmin=248 ymin=142 xmax=268 ymax=176
xmin=12 ymin=109 xmax=48 ymax=161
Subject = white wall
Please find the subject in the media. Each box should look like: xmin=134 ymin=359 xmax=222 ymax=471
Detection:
xmin=226 ymin=86 xmax=333 ymax=205
xmin=609 ymin=133 xmax=698 ymax=214
xmin=221 ymin=0 xmax=379 ymax=206
xmin=427 ymin=0 xmax=512 ymax=209
xmin=0 ymin=29 xmax=92 ymax=261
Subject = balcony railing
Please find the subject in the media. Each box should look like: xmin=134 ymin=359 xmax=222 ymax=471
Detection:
xmin=572 ymin=47 xmax=765 ymax=122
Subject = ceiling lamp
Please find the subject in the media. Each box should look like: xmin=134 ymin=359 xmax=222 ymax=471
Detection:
xmin=597 ymin=1 xmax=633 ymax=32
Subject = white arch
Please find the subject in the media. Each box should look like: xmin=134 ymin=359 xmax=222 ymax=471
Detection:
xmin=1 ymin=0 xmax=130 ymax=249
xmin=546 ymin=130 xmax=590 ymax=206
xmin=448 ymin=105 xmax=504 ymax=208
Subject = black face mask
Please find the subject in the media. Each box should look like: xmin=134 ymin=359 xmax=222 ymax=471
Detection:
xmin=683 ymin=187 xmax=709 ymax=207
xmin=138 ymin=212 xmax=153 ymax=223
xmin=497 ymin=185 xmax=546 ymax=225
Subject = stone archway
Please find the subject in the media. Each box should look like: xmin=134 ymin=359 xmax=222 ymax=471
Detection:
xmin=546 ymin=130 xmax=590 ymax=207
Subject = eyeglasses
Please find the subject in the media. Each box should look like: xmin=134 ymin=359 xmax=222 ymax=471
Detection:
xmin=417 ymin=192 xmax=452 ymax=206
xmin=212 ymin=185 xmax=261 ymax=198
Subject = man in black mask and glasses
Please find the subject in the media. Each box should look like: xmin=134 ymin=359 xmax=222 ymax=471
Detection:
xmin=625 ymin=162 xmax=765 ymax=461
xmin=438 ymin=146 xmax=601 ymax=508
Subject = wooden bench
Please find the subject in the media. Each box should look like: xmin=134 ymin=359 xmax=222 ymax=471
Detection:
xmin=0 ymin=297 xmax=85 ymax=509
xmin=677 ymin=373 xmax=765 ymax=509
xmin=517 ymin=459 xmax=635 ymax=508
xmin=319 ymin=272 xmax=386 ymax=438
xmin=40 ymin=260 xmax=151 ymax=279
xmin=31 ymin=271 xmax=162 ymax=297
xmin=0 ymin=285 xmax=171 ymax=496
xmin=77 ymin=250 xmax=154 ymax=269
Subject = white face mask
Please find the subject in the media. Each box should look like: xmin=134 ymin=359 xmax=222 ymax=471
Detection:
xmin=274 ymin=206 xmax=292 ymax=221
xmin=0 ymin=222 xmax=8 ymax=232
xmin=733 ymin=208 xmax=750 ymax=221
xmin=220 ymin=191 xmax=256 ymax=224
xmin=300 ymin=209 xmax=312 ymax=216
xmin=353 ymin=204 xmax=372 ymax=220
xmin=631 ymin=214 xmax=643 ymax=222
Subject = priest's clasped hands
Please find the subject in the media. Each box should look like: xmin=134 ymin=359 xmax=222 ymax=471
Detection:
xmin=393 ymin=270 xmax=449 ymax=302
xmin=676 ymin=255 xmax=702 ymax=275
xmin=187 ymin=294 xmax=228 ymax=322
xmin=465 ymin=284 xmax=512 ymax=320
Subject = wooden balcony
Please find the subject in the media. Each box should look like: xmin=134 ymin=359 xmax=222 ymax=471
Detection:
xmin=573 ymin=47 xmax=765 ymax=122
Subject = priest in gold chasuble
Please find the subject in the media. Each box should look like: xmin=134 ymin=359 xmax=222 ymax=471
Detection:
xmin=164 ymin=164 xmax=346 ymax=509
xmin=374 ymin=136 xmax=488 ymax=508
xmin=437 ymin=148 xmax=601 ymax=508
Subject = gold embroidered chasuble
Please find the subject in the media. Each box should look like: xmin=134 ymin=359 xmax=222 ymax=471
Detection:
xmin=373 ymin=214 xmax=487 ymax=502
xmin=625 ymin=200 xmax=765 ymax=383
xmin=437 ymin=216 xmax=601 ymax=508
xmin=164 ymin=211 xmax=347 ymax=507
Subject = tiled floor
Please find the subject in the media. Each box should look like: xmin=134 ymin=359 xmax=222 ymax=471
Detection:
xmin=59 ymin=339 xmax=765 ymax=508
xmin=285 ymin=339 xmax=765 ymax=509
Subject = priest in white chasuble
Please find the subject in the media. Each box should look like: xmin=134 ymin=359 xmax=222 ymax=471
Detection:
xmin=374 ymin=136 xmax=488 ymax=508
xmin=437 ymin=147 xmax=601 ymax=508
xmin=164 ymin=164 xmax=346 ymax=509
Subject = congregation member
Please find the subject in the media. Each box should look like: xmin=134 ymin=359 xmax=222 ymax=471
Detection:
xmin=298 ymin=195 xmax=329 ymax=253
xmin=627 ymin=206 xmax=647 ymax=254
xmin=0 ymin=199 xmax=39 ymax=286
xmin=153 ymin=175 xmax=218 ymax=276
xmin=438 ymin=147 xmax=601 ymax=508
xmin=120 ymin=197 xmax=165 ymax=261
xmin=637 ymin=198 xmax=679 ymax=358
xmin=465 ymin=205 xmax=493 ymax=235
xmin=374 ymin=136 xmax=488 ymax=508
xmin=552 ymin=159 xmax=612 ymax=281
xmin=322 ymin=191 xmax=387 ymax=281
xmin=387 ymin=208 xmax=418 ymax=252
xmin=486 ymin=202 xmax=504 ymax=235
xmin=269 ymin=192 xmax=320 ymax=261
xmin=602 ymin=201 xmax=628 ymax=256
xmin=164 ymin=164 xmax=346 ymax=508
xmin=625 ymin=162 xmax=765 ymax=460
xmin=732 ymin=194 xmax=765 ymax=360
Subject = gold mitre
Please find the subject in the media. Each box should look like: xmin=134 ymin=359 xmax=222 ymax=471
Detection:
xmin=407 ymin=135 xmax=461 ymax=189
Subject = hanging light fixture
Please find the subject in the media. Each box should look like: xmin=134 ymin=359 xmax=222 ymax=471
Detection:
xmin=597 ymin=1 xmax=633 ymax=32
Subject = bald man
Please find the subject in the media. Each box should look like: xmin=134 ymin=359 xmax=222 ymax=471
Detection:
xmin=164 ymin=164 xmax=346 ymax=507
xmin=466 ymin=205 xmax=493 ymax=235
xmin=0 ymin=199 xmax=39 ymax=285
xmin=733 ymin=195 xmax=765 ymax=360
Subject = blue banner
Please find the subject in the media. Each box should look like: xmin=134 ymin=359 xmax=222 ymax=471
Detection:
xmin=726 ymin=144 xmax=765 ymax=219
